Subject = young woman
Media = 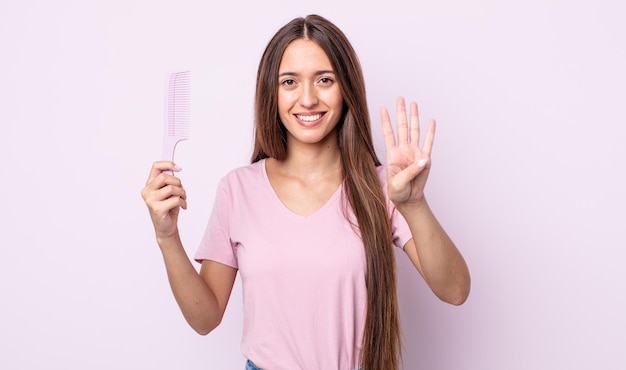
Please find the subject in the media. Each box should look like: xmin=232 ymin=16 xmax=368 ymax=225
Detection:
xmin=142 ymin=14 xmax=470 ymax=370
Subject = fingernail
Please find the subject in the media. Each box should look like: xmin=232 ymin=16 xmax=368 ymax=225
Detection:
xmin=174 ymin=164 xmax=182 ymax=172
xmin=417 ymin=158 xmax=428 ymax=168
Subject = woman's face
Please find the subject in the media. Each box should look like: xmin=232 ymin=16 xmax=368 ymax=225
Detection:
xmin=277 ymin=39 xmax=344 ymax=150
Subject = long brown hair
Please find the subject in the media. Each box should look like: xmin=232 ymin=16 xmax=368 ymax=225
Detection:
xmin=251 ymin=15 xmax=401 ymax=369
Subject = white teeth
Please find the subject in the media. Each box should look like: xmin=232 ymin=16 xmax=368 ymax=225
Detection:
xmin=296 ymin=114 xmax=322 ymax=122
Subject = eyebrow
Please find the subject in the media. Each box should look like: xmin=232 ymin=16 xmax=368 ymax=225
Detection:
xmin=278 ymin=70 xmax=336 ymax=77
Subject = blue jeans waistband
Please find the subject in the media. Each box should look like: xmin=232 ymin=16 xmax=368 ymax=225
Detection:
xmin=246 ymin=360 xmax=262 ymax=370
xmin=246 ymin=359 xmax=362 ymax=370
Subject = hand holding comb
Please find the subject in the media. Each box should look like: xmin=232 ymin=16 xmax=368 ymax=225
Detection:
xmin=161 ymin=70 xmax=190 ymax=175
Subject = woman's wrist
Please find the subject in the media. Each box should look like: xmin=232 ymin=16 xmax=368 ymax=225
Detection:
xmin=156 ymin=231 xmax=183 ymax=251
xmin=394 ymin=196 xmax=428 ymax=216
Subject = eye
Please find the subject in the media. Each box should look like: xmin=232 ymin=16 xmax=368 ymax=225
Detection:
xmin=280 ymin=79 xmax=296 ymax=87
xmin=318 ymin=77 xmax=334 ymax=85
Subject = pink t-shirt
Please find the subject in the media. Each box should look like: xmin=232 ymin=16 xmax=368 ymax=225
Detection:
xmin=195 ymin=159 xmax=412 ymax=370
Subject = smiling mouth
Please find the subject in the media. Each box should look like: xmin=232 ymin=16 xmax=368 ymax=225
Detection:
xmin=295 ymin=113 xmax=323 ymax=122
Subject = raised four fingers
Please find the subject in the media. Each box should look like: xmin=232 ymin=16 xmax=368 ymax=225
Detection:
xmin=382 ymin=97 xmax=432 ymax=151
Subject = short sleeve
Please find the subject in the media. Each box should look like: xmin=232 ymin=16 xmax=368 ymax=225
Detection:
xmin=377 ymin=166 xmax=413 ymax=249
xmin=194 ymin=177 xmax=239 ymax=268
xmin=389 ymin=201 xmax=412 ymax=250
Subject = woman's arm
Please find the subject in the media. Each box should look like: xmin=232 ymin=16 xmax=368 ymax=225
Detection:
xmin=381 ymin=97 xmax=470 ymax=305
xmin=142 ymin=161 xmax=237 ymax=334
xmin=159 ymin=234 xmax=237 ymax=334
xmin=397 ymin=201 xmax=470 ymax=305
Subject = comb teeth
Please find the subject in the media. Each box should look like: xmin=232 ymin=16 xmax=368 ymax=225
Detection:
xmin=162 ymin=70 xmax=191 ymax=167
xmin=166 ymin=70 xmax=190 ymax=139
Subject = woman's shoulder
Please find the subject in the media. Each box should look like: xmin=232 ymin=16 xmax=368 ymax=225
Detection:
xmin=225 ymin=159 xmax=264 ymax=176
xmin=218 ymin=159 xmax=266 ymax=188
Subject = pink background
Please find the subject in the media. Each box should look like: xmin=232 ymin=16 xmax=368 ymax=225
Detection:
xmin=1 ymin=0 xmax=624 ymax=369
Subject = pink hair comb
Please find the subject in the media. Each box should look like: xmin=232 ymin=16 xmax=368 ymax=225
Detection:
xmin=161 ymin=70 xmax=190 ymax=175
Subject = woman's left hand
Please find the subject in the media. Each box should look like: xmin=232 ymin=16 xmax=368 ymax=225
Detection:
xmin=381 ymin=96 xmax=436 ymax=208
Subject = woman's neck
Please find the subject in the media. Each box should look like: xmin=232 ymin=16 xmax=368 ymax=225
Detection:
xmin=272 ymin=137 xmax=342 ymax=181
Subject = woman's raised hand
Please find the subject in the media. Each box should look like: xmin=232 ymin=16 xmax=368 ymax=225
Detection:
xmin=141 ymin=161 xmax=188 ymax=241
xmin=380 ymin=97 xmax=436 ymax=208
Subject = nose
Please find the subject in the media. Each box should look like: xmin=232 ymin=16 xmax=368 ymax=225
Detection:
xmin=299 ymin=82 xmax=318 ymax=108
